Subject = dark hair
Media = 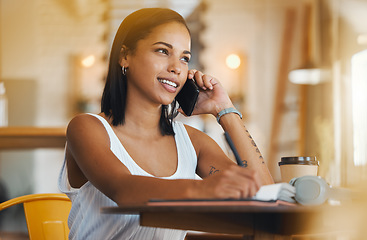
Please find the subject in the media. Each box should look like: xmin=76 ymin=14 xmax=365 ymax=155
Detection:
xmin=101 ymin=8 xmax=190 ymax=135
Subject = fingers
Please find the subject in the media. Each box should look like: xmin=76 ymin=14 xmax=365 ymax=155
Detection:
xmin=177 ymin=108 xmax=187 ymax=117
xmin=187 ymin=69 xmax=197 ymax=79
xmin=224 ymin=167 xmax=260 ymax=198
xmin=188 ymin=69 xmax=215 ymax=91
xmin=205 ymin=166 xmax=262 ymax=199
xmin=202 ymin=74 xmax=214 ymax=90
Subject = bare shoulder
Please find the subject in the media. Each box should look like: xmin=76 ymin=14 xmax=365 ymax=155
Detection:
xmin=68 ymin=114 xmax=106 ymax=133
xmin=184 ymin=124 xmax=209 ymax=142
xmin=67 ymin=113 xmax=104 ymax=131
xmin=183 ymin=124 xmax=219 ymax=152
xmin=66 ymin=113 xmax=110 ymax=147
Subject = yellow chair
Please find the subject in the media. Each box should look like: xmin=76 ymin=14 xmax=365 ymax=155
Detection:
xmin=0 ymin=193 xmax=71 ymax=240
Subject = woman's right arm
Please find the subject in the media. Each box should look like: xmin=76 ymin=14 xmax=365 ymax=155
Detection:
xmin=66 ymin=114 xmax=200 ymax=205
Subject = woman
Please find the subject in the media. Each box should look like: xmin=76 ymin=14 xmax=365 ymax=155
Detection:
xmin=59 ymin=8 xmax=274 ymax=240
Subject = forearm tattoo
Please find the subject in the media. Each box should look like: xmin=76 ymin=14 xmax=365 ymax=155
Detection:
xmin=242 ymin=160 xmax=248 ymax=168
xmin=209 ymin=166 xmax=219 ymax=175
xmin=245 ymin=130 xmax=265 ymax=164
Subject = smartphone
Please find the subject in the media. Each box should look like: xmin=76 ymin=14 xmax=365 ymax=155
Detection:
xmin=176 ymin=78 xmax=200 ymax=116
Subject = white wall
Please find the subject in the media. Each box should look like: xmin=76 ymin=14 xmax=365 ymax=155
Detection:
xmin=0 ymin=0 xmax=108 ymax=195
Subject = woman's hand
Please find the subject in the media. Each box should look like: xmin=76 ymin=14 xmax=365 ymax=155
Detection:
xmin=183 ymin=69 xmax=234 ymax=117
xmin=195 ymin=165 xmax=262 ymax=199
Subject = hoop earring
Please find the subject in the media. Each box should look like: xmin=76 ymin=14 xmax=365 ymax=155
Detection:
xmin=122 ymin=66 xmax=127 ymax=75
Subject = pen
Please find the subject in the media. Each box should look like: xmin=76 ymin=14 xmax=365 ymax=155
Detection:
xmin=224 ymin=132 xmax=244 ymax=167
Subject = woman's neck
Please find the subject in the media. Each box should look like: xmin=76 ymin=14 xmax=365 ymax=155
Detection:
xmin=121 ymin=97 xmax=163 ymax=137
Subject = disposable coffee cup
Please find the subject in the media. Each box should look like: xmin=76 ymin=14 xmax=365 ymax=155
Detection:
xmin=278 ymin=156 xmax=319 ymax=183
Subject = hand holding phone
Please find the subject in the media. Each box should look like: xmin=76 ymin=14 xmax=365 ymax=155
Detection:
xmin=176 ymin=78 xmax=200 ymax=116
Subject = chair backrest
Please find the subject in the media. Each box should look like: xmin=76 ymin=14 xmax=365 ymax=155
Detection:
xmin=0 ymin=193 xmax=71 ymax=240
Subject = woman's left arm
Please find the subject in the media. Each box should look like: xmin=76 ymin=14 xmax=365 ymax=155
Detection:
xmin=187 ymin=70 xmax=274 ymax=185
xmin=216 ymin=109 xmax=274 ymax=185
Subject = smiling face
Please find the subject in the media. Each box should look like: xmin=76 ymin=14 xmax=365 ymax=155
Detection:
xmin=120 ymin=21 xmax=191 ymax=106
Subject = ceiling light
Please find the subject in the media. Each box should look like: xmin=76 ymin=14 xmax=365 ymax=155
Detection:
xmin=81 ymin=55 xmax=95 ymax=68
xmin=288 ymin=67 xmax=330 ymax=85
xmin=226 ymin=54 xmax=241 ymax=70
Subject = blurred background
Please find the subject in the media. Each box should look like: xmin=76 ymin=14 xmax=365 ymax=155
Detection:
xmin=1 ymin=0 xmax=367 ymax=236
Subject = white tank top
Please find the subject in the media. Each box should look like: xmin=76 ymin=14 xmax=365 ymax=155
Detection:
xmin=58 ymin=113 xmax=198 ymax=240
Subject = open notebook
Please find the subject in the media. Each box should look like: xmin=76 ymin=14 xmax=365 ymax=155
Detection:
xmin=148 ymin=183 xmax=296 ymax=207
xmin=253 ymin=183 xmax=296 ymax=202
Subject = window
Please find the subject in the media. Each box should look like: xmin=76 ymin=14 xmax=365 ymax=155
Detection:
xmin=351 ymin=50 xmax=367 ymax=166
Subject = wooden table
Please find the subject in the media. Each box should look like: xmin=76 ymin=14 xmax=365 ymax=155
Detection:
xmin=102 ymin=203 xmax=350 ymax=239
xmin=0 ymin=127 xmax=66 ymax=149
